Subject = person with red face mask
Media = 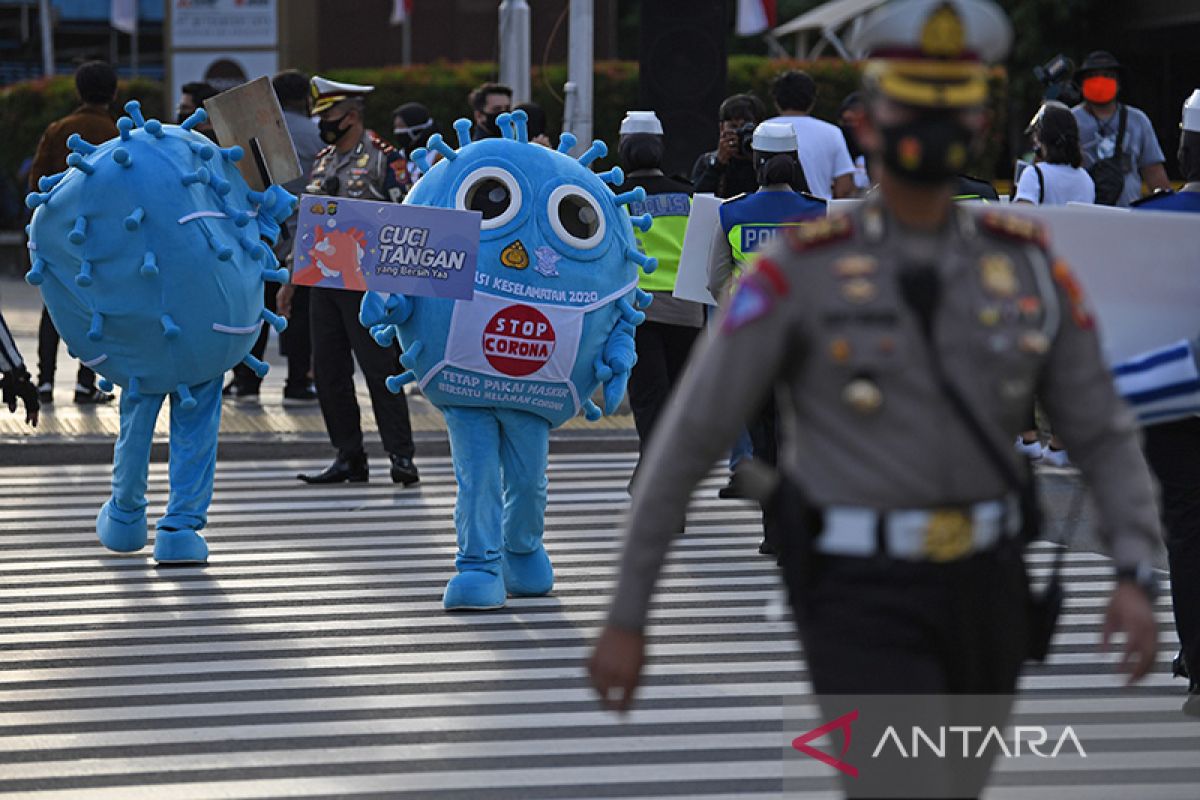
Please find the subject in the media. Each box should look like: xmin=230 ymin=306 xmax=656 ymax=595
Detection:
xmin=1071 ymin=50 xmax=1170 ymax=207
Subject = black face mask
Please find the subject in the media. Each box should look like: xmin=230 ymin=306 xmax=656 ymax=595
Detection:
xmin=480 ymin=112 xmax=503 ymax=138
xmin=319 ymin=114 xmax=352 ymax=145
xmin=618 ymin=134 xmax=664 ymax=172
xmin=879 ymin=115 xmax=973 ymax=185
xmin=755 ymin=152 xmax=806 ymax=192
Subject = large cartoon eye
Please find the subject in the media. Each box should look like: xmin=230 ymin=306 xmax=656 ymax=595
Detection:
xmin=455 ymin=167 xmax=522 ymax=230
xmin=547 ymin=185 xmax=606 ymax=249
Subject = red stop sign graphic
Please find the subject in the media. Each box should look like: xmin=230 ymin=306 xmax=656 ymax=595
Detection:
xmin=482 ymin=304 xmax=557 ymax=377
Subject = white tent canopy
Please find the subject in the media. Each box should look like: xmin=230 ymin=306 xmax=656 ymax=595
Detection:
xmin=767 ymin=0 xmax=887 ymax=60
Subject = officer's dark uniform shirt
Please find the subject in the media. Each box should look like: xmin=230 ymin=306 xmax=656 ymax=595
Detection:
xmin=306 ymin=130 xmax=410 ymax=202
xmin=610 ymin=199 xmax=1161 ymax=630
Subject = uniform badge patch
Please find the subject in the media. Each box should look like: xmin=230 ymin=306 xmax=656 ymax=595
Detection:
xmin=721 ymin=277 xmax=774 ymax=334
xmin=501 ymin=240 xmax=529 ymax=269
xmin=1051 ymin=260 xmax=1094 ymax=329
xmin=841 ymin=278 xmax=878 ymax=305
xmin=833 ymin=255 xmax=879 ymax=279
xmin=979 ymin=254 xmax=1018 ymax=298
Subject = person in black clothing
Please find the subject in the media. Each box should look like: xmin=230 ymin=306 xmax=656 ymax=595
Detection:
xmin=691 ymin=94 xmax=766 ymax=199
xmin=467 ymin=82 xmax=512 ymax=141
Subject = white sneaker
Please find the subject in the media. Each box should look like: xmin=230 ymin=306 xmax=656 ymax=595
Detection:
xmin=1042 ymin=446 xmax=1070 ymax=467
xmin=1014 ymin=437 xmax=1042 ymax=460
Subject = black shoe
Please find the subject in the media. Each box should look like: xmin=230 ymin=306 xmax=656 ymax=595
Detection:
xmin=223 ymin=383 xmax=260 ymax=404
xmin=1174 ymin=652 xmax=1191 ymax=680
xmin=37 ymin=383 xmax=53 ymax=404
xmin=758 ymin=538 xmax=777 ymax=556
xmin=298 ymin=453 xmax=368 ymax=484
xmin=282 ymin=384 xmax=318 ymax=406
xmin=389 ymin=454 xmax=420 ymax=486
xmin=1184 ymin=686 xmax=1200 ymax=718
xmin=718 ymin=474 xmax=746 ymax=499
xmin=73 ymin=385 xmax=113 ymax=404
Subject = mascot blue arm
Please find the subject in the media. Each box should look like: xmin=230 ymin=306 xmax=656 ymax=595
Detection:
xmin=357 ymin=110 xmax=657 ymax=610
xmin=26 ymin=101 xmax=295 ymax=564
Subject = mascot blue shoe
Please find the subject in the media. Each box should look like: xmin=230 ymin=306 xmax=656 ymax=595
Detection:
xmin=443 ymin=569 xmax=507 ymax=611
xmin=353 ymin=111 xmax=655 ymax=611
xmin=154 ymin=529 xmax=209 ymax=564
xmin=96 ymin=499 xmax=148 ymax=552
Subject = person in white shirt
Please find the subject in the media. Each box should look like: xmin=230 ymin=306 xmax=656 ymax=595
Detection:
xmin=1014 ymin=100 xmax=1094 ymax=467
xmin=1015 ymin=101 xmax=1095 ymax=206
xmin=765 ymin=70 xmax=857 ymax=200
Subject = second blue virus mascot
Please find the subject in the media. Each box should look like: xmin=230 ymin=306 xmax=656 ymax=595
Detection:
xmin=360 ymin=111 xmax=656 ymax=609
xmin=26 ymin=101 xmax=296 ymax=564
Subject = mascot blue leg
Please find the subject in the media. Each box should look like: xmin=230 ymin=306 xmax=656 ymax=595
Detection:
xmin=496 ymin=409 xmax=553 ymax=596
xmin=153 ymin=376 xmax=221 ymax=564
xmin=443 ymin=406 xmax=507 ymax=610
xmin=97 ymin=388 xmax=163 ymax=552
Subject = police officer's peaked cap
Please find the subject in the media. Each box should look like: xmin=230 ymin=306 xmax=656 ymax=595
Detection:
xmin=850 ymin=0 xmax=1011 ymax=110
xmin=1182 ymin=90 xmax=1200 ymax=133
xmin=1077 ymin=50 xmax=1121 ymax=77
xmin=310 ymin=76 xmax=375 ymax=115
xmin=619 ymin=111 xmax=664 ymax=136
xmin=751 ymin=122 xmax=798 ymax=154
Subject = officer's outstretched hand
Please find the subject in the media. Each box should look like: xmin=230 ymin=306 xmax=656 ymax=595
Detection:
xmin=1101 ymin=583 xmax=1158 ymax=684
xmin=588 ymin=625 xmax=645 ymax=713
xmin=1 ymin=367 xmax=39 ymax=427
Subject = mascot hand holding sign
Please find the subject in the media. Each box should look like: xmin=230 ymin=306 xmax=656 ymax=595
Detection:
xmin=360 ymin=111 xmax=656 ymax=610
xmin=26 ymin=101 xmax=295 ymax=564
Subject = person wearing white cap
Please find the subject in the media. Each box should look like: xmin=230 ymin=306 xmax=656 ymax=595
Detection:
xmin=295 ymin=76 xmax=421 ymax=487
xmin=1122 ymin=88 xmax=1200 ymax=717
xmin=612 ymin=111 xmax=703 ymax=464
xmin=592 ymin=3 xmax=1161 ymax=793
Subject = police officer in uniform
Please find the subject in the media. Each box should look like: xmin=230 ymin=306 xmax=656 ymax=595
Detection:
xmin=707 ymin=121 xmax=825 ymax=555
xmin=614 ymin=111 xmax=703 ymax=453
xmin=297 ymin=77 xmax=419 ymax=486
xmin=590 ymin=1 xmax=1161 ymax=795
xmin=1129 ymin=89 xmax=1200 ymax=715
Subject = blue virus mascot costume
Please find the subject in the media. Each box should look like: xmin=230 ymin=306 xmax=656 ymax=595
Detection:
xmin=360 ymin=111 xmax=656 ymax=609
xmin=26 ymin=101 xmax=296 ymax=563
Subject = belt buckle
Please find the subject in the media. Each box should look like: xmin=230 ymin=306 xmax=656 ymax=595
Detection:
xmin=921 ymin=509 xmax=973 ymax=562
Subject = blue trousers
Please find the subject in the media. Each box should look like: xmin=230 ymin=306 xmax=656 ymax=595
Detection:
xmin=108 ymin=376 xmax=223 ymax=532
xmin=443 ymin=406 xmax=550 ymax=574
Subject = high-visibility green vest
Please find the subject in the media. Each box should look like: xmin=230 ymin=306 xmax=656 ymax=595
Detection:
xmin=628 ymin=192 xmax=690 ymax=293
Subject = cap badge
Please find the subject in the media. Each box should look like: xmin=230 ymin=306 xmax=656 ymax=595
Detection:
xmin=921 ymin=3 xmax=966 ymax=59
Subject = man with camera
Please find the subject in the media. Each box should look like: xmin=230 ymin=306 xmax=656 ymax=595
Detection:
xmin=691 ymin=94 xmax=767 ymax=199
xmin=1071 ymin=51 xmax=1169 ymax=207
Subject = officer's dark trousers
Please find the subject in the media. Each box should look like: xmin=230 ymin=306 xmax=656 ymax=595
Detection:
xmin=309 ymin=286 xmax=414 ymax=459
xmin=781 ymin=538 xmax=1030 ymax=799
xmin=1144 ymin=418 xmax=1200 ymax=685
xmin=37 ymin=306 xmax=94 ymax=389
xmin=232 ymin=284 xmax=313 ymax=393
xmin=628 ymin=321 xmax=700 ymax=450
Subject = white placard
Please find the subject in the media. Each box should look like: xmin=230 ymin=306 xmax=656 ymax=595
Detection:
xmin=672 ymin=193 xmax=721 ymax=306
xmin=1005 ymin=204 xmax=1200 ymax=364
xmin=170 ymin=0 xmax=278 ymax=48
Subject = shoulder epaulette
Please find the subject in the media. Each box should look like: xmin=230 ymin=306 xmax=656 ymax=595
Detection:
xmin=784 ymin=213 xmax=853 ymax=252
xmin=315 ymin=144 xmax=335 ymax=159
xmin=368 ymin=131 xmax=397 ymax=155
xmin=979 ymin=211 xmax=1047 ymax=247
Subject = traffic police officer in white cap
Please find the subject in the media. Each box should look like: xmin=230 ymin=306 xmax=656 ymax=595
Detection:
xmin=591 ymin=0 xmax=1161 ymax=794
xmin=297 ymin=76 xmax=420 ymax=487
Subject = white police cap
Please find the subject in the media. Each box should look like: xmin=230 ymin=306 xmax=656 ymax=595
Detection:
xmin=752 ymin=122 xmax=798 ymax=154
xmin=851 ymin=0 xmax=1012 ymax=109
xmin=619 ymin=111 xmax=664 ymax=136
xmin=1183 ymin=90 xmax=1200 ymax=133
xmin=311 ymin=76 xmax=375 ymax=115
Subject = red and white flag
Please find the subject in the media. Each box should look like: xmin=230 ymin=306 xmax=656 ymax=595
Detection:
xmin=111 ymin=0 xmax=137 ymax=34
xmin=736 ymin=0 xmax=777 ymax=36
xmin=391 ymin=0 xmax=413 ymax=25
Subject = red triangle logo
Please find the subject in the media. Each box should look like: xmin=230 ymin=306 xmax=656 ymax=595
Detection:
xmin=791 ymin=709 xmax=860 ymax=778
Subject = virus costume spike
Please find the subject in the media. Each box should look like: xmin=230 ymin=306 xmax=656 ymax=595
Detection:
xmin=25 ymin=104 xmax=296 ymax=565
xmin=357 ymin=115 xmax=649 ymax=611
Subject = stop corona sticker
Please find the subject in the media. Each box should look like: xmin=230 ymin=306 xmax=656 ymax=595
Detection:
xmin=482 ymin=304 xmax=557 ymax=377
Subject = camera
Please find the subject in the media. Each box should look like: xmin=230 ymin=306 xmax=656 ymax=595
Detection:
xmin=735 ymin=122 xmax=757 ymax=158
xmin=1033 ymin=54 xmax=1080 ymax=106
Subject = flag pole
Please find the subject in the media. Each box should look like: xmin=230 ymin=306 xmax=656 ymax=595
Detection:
xmin=38 ymin=0 xmax=53 ymax=77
